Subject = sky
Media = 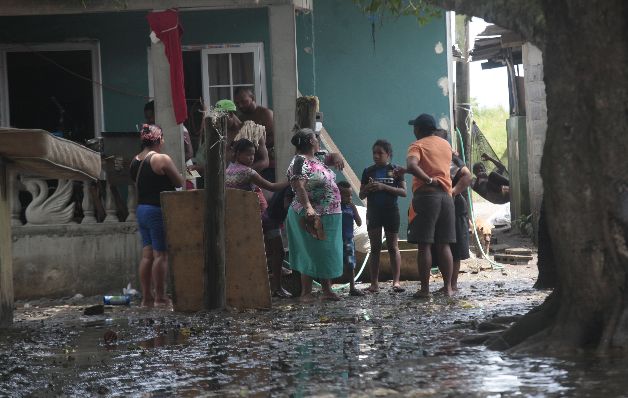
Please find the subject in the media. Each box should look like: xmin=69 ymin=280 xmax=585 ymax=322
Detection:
xmin=468 ymin=17 xmax=510 ymax=111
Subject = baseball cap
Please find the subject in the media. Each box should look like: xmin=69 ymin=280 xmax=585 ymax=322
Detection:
xmin=408 ymin=113 xmax=437 ymax=131
xmin=215 ymin=99 xmax=237 ymax=112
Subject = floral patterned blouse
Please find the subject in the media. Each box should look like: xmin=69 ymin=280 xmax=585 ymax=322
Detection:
xmin=287 ymin=154 xmax=341 ymax=215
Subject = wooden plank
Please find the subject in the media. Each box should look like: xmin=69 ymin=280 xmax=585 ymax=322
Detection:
xmin=162 ymin=190 xmax=205 ymax=312
xmin=161 ymin=189 xmax=271 ymax=312
xmin=489 ymin=243 xmax=510 ymax=253
xmin=319 ymin=127 xmax=365 ymax=206
xmin=0 ymin=159 xmax=13 ymax=327
xmin=224 ymin=189 xmax=271 ymax=309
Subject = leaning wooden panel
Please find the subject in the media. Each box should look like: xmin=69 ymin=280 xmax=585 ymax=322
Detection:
xmin=224 ymin=189 xmax=271 ymax=310
xmin=161 ymin=189 xmax=271 ymax=311
xmin=161 ymin=190 xmax=205 ymax=312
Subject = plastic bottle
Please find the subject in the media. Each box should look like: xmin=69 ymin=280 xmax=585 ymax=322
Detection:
xmin=103 ymin=295 xmax=131 ymax=305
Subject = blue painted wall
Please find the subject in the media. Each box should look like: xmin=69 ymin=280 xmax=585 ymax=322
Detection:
xmin=0 ymin=9 xmax=270 ymax=131
xmin=1 ymin=4 xmax=448 ymax=236
xmin=298 ymin=0 xmax=450 ymax=237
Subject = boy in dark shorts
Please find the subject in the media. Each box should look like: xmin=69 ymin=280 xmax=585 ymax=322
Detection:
xmin=400 ymin=114 xmax=456 ymax=297
xmin=338 ymin=181 xmax=364 ymax=296
xmin=360 ymin=140 xmax=407 ymax=293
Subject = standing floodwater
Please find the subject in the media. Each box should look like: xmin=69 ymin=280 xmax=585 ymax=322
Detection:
xmin=2 ymin=259 xmax=628 ymax=396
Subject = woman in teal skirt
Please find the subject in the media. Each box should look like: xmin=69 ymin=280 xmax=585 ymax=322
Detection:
xmin=287 ymin=128 xmax=346 ymax=302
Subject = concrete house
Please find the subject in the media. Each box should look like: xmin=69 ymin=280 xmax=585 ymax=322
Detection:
xmin=0 ymin=0 xmax=454 ymax=299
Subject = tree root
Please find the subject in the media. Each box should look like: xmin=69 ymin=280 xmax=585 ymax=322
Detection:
xmin=486 ymin=291 xmax=560 ymax=351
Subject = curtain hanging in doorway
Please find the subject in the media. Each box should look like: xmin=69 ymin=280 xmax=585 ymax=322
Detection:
xmin=147 ymin=9 xmax=188 ymax=125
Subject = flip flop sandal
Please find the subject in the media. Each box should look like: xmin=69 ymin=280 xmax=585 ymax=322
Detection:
xmin=392 ymin=286 xmax=406 ymax=293
xmin=349 ymin=289 xmax=365 ymax=297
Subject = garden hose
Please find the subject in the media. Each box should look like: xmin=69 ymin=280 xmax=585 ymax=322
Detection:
xmin=456 ymin=127 xmax=505 ymax=270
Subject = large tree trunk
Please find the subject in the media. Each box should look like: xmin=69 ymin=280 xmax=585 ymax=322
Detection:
xmin=436 ymin=0 xmax=628 ymax=353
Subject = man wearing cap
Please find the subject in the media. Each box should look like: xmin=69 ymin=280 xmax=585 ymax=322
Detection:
xmin=403 ymin=114 xmax=456 ymax=297
xmin=191 ymin=99 xmax=268 ymax=175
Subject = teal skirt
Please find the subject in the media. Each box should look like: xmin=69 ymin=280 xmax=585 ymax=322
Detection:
xmin=286 ymin=208 xmax=343 ymax=279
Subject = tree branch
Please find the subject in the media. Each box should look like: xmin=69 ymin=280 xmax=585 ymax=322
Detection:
xmin=431 ymin=0 xmax=546 ymax=46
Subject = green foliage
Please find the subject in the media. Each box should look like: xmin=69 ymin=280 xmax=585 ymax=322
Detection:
xmin=514 ymin=214 xmax=533 ymax=237
xmin=352 ymin=0 xmax=443 ymax=25
xmin=472 ymin=100 xmax=509 ymax=166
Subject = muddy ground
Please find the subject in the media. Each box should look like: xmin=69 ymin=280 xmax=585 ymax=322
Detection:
xmin=2 ymin=227 xmax=628 ymax=397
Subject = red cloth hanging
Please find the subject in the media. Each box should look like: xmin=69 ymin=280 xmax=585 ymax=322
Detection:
xmin=147 ymin=9 xmax=187 ymax=125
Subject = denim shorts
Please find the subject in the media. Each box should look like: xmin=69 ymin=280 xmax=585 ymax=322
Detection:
xmin=137 ymin=204 xmax=167 ymax=252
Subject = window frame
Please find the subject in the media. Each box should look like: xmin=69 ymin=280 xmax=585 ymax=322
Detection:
xmin=199 ymin=42 xmax=267 ymax=108
xmin=0 ymin=41 xmax=104 ymax=135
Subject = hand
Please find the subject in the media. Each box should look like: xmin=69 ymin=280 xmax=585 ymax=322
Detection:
xmin=258 ymin=135 xmax=266 ymax=148
xmin=325 ymin=153 xmax=344 ymax=170
xmin=481 ymin=153 xmax=489 ymax=161
xmin=368 ymin=182 xmax=384 ymax=192
xmin=305 ymin=206 xmax=317 ymax=218
xmin=392 ymin=167 xmax=406 ymax=178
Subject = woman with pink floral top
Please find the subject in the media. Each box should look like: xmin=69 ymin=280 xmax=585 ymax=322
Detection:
xmin=286 ymin=128 xmax=346 ymax=302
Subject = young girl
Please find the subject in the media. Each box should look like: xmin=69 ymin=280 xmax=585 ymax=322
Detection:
xmin=359 ymin=140 xmax=407 ymax=293
xmin=226 ymin=139 xmax=290 ymax=297
xmin=226 ymin=138 xmax=288 ymax=214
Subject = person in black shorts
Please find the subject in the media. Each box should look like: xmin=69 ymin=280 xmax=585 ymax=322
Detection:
xmin=359 ymin=140 xmax=407 ymax=293
xmin=431 ymin=130 xmax=473 ymax=293
xmin=400 ymin=114 xmax=456 ymax=297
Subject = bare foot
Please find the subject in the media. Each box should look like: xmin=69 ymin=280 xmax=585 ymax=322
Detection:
xmin=436 ymin=287 xmax=457 ymax=296
xmin=321 ymin=292 xmax=342 ymax=301
xmin=412 ymin=290 xmax=431 ymax=299
xmin=364 ymin=285 xmax=379 ymax=293
xmin=299 ymin=294 xmax=316 ymax=304
xmin=349 ymin=289 xmax=365 ymax=297
xmin=153 ymin=298 xmax=173 ymax=308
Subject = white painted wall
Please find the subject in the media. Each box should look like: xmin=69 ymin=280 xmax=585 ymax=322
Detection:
xmin=12 ymin=223 xmax=141 ymax=299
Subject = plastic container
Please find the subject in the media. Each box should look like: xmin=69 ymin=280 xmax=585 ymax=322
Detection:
xmin=103 ymin=295 xmax=131 ymax=306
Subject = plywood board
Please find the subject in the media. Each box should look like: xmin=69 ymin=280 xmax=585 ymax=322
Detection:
xmin=224 ymin=189 xmax=271 ymax=309
xmin=161 ymin=190 xmax=205 ymax=312
xmin=161 ymin=189 xmax=271 ymax=312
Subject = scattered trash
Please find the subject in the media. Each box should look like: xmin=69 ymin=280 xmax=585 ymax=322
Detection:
xmin=122 ymin=283 xmax=139 ymax=297
xmin=103 ymin=330 xmax=118 ymax=345
xmin=103 ymin=295 xmax=131 ymax=306
xmin=83 ymin=305 xmax=104 ymax=316
xmin=23 ymin=303 xmax=31 ymax=309
xmin=71 ymin=293 xmax=84 ymax=301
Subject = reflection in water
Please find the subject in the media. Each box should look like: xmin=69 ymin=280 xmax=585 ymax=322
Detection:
xmin=4 ymin=289 xmax=628 ymax=396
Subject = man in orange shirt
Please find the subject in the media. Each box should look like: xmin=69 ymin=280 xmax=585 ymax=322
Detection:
xmin=404 ymin=114 xmax=456 ymax=297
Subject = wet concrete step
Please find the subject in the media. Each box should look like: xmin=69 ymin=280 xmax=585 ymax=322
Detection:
xmin=493 ymin=253 xmax=533 ymax=264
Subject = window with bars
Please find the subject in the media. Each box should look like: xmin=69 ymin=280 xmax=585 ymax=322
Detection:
xmin=201 ymin=43 xmax=266 ymax=107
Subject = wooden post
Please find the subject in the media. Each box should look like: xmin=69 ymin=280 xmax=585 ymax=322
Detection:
xmin=455 ymin=15 xmax=471 ymax=161
xmin=203 ymin=115 xmax=228 ymax=310
xmin=295 ymin=96 xmax=318 ymax=130
xmin=0 ymin=158 xmax=14 ymax=327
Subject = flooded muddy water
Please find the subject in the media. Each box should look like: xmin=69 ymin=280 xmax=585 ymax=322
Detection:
xmin=2 ymin=263 xmax=628 ymax=397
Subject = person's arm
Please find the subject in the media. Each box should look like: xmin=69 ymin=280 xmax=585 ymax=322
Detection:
xmin=157 ymin=154 xmax=185 ymax=188
xmin=183 ymin=129 xmax=194 ymax=161
xmin=359 ymin=170 xmax=370 ymax=200
xmin=481 ymin=153 xmax=506 ymax=173
xmin=260 ymin=108 xmax=274 ymax=148
xmin=406 ymin=156 xmax=436 ymax=186
xmin=452 ymin=166 xmax=472 ymax=196
xmin=324 ymin=152 xmax=344 ymax=170
xmin=251 ymin=172 xmax=289 ymax=192
xmin=290 ymin=179 xmax=316 ymax=217
xmin=251 ymin=135 xmax=269 ymax=172
xmin=367 ymin=179 xmax=407 ymax=197
xmin=351 ymin=203 xmax=362 ymax=227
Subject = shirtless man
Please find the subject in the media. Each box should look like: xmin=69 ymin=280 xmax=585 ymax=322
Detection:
xmin=234 ymin=87 xmax=275 ymax=181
